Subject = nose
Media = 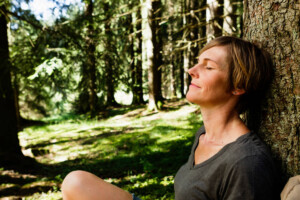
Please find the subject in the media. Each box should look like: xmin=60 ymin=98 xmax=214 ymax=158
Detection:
xmin=188 ymin=65 xmax=199 ymax=78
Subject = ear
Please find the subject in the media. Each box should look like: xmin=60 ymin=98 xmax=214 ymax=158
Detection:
xmin=232 ymin=88 xmax=245 ymax=96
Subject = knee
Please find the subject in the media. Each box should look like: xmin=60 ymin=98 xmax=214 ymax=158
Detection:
xmin=62 ymin=170 xmax=89 ymax=196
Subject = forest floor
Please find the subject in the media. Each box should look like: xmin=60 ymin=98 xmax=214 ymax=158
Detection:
xmin=0 ymin=99 xmax=203 ymax=200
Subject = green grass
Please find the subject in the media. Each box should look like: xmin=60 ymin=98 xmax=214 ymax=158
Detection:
xmin=1 ymin=100 xmax=203 ymax=200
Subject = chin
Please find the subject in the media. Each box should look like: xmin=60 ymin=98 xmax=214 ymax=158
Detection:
xmin=186 ymin=92 xmax=200 ymax=105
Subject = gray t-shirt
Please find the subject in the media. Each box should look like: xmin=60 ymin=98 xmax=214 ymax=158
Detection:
xmin=174 ymin=127 xmax=279 ymax=200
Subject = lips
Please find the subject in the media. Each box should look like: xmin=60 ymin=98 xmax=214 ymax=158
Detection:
xmin=190 ymin=83 xmax=200 ymax=88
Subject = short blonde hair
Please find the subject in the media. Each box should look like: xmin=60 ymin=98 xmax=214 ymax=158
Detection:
xmin=200 ymin=36 xmax=274 ymax=115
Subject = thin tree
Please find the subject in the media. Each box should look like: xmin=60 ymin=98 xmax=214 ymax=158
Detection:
xmin=104 ymin=2 xmax=118 ymax=106
xmin=135 ymin=9 xmax=144 ymax=104
xmin=152 ymin=0 xmax=163 ymax=103
xmin=199 ymin=0 xmax=207 ymax=44
xmin=84 ymin=0 xmax=98 ymax=116
xmin=77 ymin=0 xmax=98 ymax=115
xmin=130 ymin=5 xmax=144 ymax=105
xmin=189 ymin=0 xmax=200 ymax=66
xmin=182 ymin=0 xmax=191 ymax=95
xmin=243 ymin=0 xmax=300 ymax=182
xmin=206 ymin=0 xmax=223 ymax=41
xmin=223 ymin=0 xmax=237 ymax=36
xmin=141 ymin=0 xmax=162 ymax=111
xmin=166 ymin=0 xmax=177 ymax=98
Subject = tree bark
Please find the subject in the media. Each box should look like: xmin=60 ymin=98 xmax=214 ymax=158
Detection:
xmin=104 ymin=2 xmax=118 ymax=106
xmin=131 ymin=7 xmax=144 ymax=105
xmin=84 ymin=0 xmax=98 ymax=116
xmin=199 ymin=0 xmax=207 ymax=45
xmin=152 ymin=0 xmax=163 ymax=102
xmin=0 ymin=5 xmax=24 ymax=162
xmin=243 ymin=0 xmax=300 ymax=180
xmin=129 ymin=13 xmax=136 ymax=104
xmin=189 ymin=0 xmax=199 ymax=64
xmin=223 ymin=0 xmax=237 ymax=36
xmin=166 ymin=1 xmax=177 ymax=99
xmin=12 ymin=72 xmax=21 ymax=131
xmin=136 ymin=10 xmax=144 ymax=104
xmin=141 ymin=0 xmax=161 ymax=111
xmin=182 ymin=0 xmax=191 ymax=95
xmin=206 ymin=0 xmax=224 ymax=41
xmin=77 ymin=0 xmax=98 ymax=115
xmin=179 ymin=53 xmax=185 ymax=98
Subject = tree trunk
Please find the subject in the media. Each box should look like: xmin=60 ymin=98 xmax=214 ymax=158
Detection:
xmin=182 ymin=0 xmax=191 ymax=96
xmin=141 ymin=0 xmax=161 ymax=111
xmin=104 ymin=3 xmax=118 ymax=106
xmin=189 ymin=0 xmax=199 ymax=65
xmin=84 ymin=0 xmax=98 ymax=116
xmin=12 ymin=72 xmax=21 ymax=131
xmin=131 ymin=8 xmax=144 ymax=105
xmin=199 ymin=0 xmax=207 ymax=45
xmin=223 ymin=0 xmax=237 ymax=36
xmin=179 ymin=53 xmax=185 ymax=98
xmin=170 ymin=59 xmax=177 ymax=98
xmin=167 ymin=5 xmax=177 ymax=99
xmin=178 ymin=2 xmax=185 ymax=98
xmin=243 ymin=0 xmax=300 ymax=180
xmin=0 ymin=5 xmax=24 ymax=163
xmin=206 ymin=0 xmax=224 ymax=41
xmin=152 ymin=0 xmax=163 ymax=102
xmin=77 ymin=0 xmax=98 ymax=115
xmin=136 ymin=10 xmax=144 ymax=104
xmin=129 ymin=13 xmax=136 ymax=104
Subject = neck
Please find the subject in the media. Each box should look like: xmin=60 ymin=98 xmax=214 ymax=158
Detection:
xmin=200 ymin=105 xmax=249 ymax=145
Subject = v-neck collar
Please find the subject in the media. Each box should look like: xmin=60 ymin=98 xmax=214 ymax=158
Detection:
xmin=190 ymin=127 xmax=252 ymax=169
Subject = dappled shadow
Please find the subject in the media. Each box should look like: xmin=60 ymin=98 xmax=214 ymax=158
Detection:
xmin=1 ymin=129 xmax=197 ymax=198
xmin=1 ymin=102 xmax=202 ymax=199
xmin=0 ymin=185 xmax=55 ymax=198
xmin=19 ymin=118 xmax=46 ymax=130
xmin=129 ymin=183 xmax=174 ymax=199
xmin=42 ymin=125 xmax=197 ymax=179
xmin=0 ymin=163 xmax=59 ymax=198
xmin=97 ymin=104 xmax=146 ymax=119
xmin=161 ymin=99 xmax=190 ymax=111
xmin=25 ymin=127 xmax=143 ymax=149
xmin=0 ymin=174 xmax=36 ymax=185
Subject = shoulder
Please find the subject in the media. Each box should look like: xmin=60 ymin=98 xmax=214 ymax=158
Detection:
xmin=225 ymin=132 xmax=274 ymax=163
xmin=220 ymin=133 xmax=280 ymax=199
xmin=222 ymin=132 xmax=278 ymax=183
xmin=227 ymin=154 xmax=275 ymax=178
xmin=221 ymin=154 xmax=279 ymax=199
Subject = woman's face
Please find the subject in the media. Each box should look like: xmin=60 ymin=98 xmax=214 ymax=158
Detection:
xmin=186 ymin=46 xmax=233 ymax=107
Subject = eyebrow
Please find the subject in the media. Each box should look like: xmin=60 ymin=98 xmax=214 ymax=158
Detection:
xmin=198 ymin=57 xmax=219 ymax=66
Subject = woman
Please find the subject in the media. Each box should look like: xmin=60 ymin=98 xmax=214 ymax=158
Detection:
xmin=61 ymin=36 xmax=279 ymax=200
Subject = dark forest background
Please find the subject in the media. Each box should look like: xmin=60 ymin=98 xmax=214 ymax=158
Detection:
xmin=2 ymin=0 xmax=243 ymax=118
